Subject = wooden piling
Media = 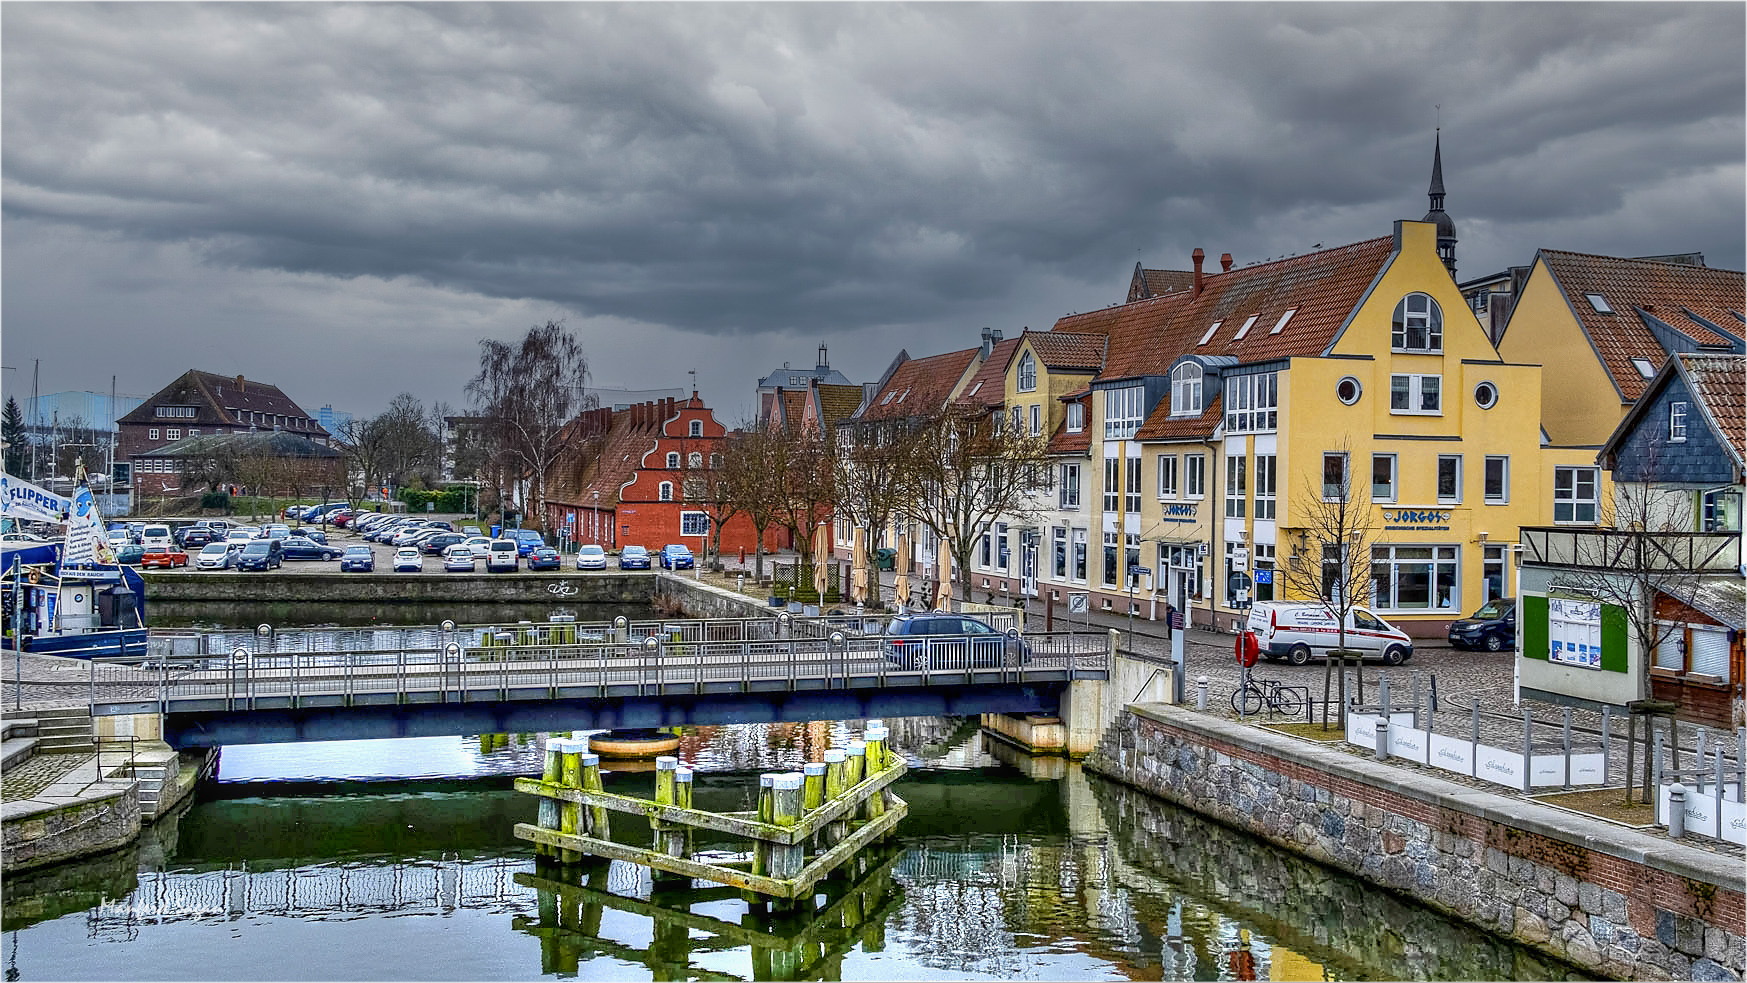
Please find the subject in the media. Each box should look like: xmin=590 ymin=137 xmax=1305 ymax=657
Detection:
xmin=846 ymin=741 xmax=866 ymax=787
xmin=653 ymin=756 xmax=683 ymax=883
xmin=557 ymin=739 xmax=584 ymax=863
xmin=863 ymin=726 xmax=888 ymax=820
xmin=802 ymin=761 xmax=825 ymax=812
xmin=537 ymin=737 xmax=563 ymax=858
xmin=580 ymin=750 xmax=609 ymax=841
xmin=823 ymin=749 xmax=847 ymax=798
xmin=770 ymin=772 xmax=804 ymax=881
xmin=753 ymin=772 xmax=778 ymax=877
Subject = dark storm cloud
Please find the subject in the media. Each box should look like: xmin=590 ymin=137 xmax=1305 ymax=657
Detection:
xmin=3 ymin=3 xmax=1742 ymax=413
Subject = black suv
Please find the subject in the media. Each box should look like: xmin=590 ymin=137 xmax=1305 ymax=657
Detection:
xmin=882 ymin=614 xmax=1030 ymax=671
xmin=1448 ymin=597 xmax=1516 ymax=651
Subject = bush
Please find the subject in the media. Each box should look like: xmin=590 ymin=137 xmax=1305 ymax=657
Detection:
xmin=199 ymin=491 xmax=232 ymax=511
xmin=398 ymin=488 xmax=467 ymax=513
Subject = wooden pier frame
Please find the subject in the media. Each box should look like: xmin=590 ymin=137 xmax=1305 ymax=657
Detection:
xmin=515 ymin=724 xmax=906 ymax=902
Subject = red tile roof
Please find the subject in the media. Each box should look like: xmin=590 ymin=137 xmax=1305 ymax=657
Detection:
xmin=857 ymin=348 xmax=979 ymax=422
xmin=546 ymin=404 xmax=662 ymax=507
xmin=1046 ymin=393 xmax=1093 ymax=456
xmin=1053 ymin=236 xmax=1396 ymax=382
xmin=1135 ymin=392 xmax=1222 ymax=441
xmin=1128 ymin=268 xmax=1197 ymax=303
xmin=1680 ymin=353 xmax=1745 ymax=466
xmin=955 ymin=338 xmax=1023 ymax=408
xmin=1024 ymin=330 xmax=1106 ymax=372
xmin=1525 ymin=250 xmax=1745 ymax=401
xmin=119 ymin=369 xmax=329 ymax=436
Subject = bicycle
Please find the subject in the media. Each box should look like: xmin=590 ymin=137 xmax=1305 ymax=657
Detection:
xmin=1230 ymin=676 xmax=1305 ymax=718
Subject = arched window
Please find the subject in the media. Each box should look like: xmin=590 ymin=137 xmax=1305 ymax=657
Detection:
xmin=689 ymin=420 xmax=703 ymax=437
xmin=1016 ymin=353 xmax=1037 ymax=392
xmin=658 ymin=482 xmax=674 ymax=501
xmin=1171 ymin=363 xmax=1203 ymax=416
xmin=688 ymin=452 xmax=703 ymax=468
xmin=1392 ymin=293 xmax=1443 ymax=352
xmin=666 ymin=452 xmax=680 ymax=469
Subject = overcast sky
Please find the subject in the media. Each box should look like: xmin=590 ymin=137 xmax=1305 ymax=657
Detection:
xmin=4 ymin=3 xmax=1742 ymax=424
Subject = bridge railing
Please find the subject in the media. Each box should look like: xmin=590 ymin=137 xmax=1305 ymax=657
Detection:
xmin=92 ymin=629 xmax=1112 ymax=711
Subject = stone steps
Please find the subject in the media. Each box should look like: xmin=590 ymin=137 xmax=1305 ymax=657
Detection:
xmin=6 ymin=708 xmax=96 ymax=754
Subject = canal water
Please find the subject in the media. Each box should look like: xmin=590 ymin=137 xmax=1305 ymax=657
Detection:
xmin=5 ymin=720 xmax=1585 ymax=981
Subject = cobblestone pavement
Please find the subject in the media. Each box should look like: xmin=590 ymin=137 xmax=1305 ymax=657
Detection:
xmin=1 ymin=750 xmax=95 ymax=799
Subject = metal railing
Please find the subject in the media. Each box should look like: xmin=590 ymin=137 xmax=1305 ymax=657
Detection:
xmin=93 ymin=627 xmax=1113 ymax=714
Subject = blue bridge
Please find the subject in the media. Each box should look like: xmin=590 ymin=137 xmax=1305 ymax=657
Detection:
xmin=88 ymin=616 xmax=1114 ymax=747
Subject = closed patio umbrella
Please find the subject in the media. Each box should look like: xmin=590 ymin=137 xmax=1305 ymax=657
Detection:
xmin=812 ymin=522 xmax=830 ymax=600
xmin=934 ymin=539 xmax=953 ymax=610
xmin=893 ymin=532 xmax=912 ymax=609
xmin=850 ymin=527 xmax=869 ymax=605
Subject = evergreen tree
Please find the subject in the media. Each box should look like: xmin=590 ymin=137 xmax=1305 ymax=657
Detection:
xmin=2 ymin=397 xmax=25 ymax=477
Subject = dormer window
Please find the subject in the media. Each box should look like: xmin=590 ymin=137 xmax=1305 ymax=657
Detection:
xmin=1066 ymin=402 xmax=1085 ymax=433
xmin=1391 ymin=293 xmax=1443 ymax=352
xmin=1586 ymin=294 xmax=1613 ymax=314
xmin=1170 ymin=363 xmax=1203 ymax=416
xmin=1016 ymin=353 xmax=1037 ymax=393
xmin=1103 ymin=386 xmax=1143 ymax=440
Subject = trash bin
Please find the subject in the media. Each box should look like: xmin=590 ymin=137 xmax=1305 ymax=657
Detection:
xmin=490 ymin=524 xmax=501 ymax=538
xmin=874 ymin=548 xmax=897 ymax=571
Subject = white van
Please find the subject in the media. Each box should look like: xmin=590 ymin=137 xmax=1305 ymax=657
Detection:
xmin=485 ymin=539 xmax=519 ymax=573
xmin=1245 ymin=602 xmax=1414 ymax=666
xmin=140 ymin=523 xmax=174 ymax=551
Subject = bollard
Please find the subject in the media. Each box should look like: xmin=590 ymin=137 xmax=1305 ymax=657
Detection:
xmin=864 ymin=725 xmax=888 ymax=773
xmin=1375 ymin=716 xmax=1390 ymax=761
xmin=846 ymin=741 xmax=867 ymax=787
xmin=580 ymin=751 xmax=608 ymax=842
xmin=558 ymin=739 xmax=585 ymax=863
xmin=771 ymin=772 xmax=804 ymax=879
xmin=1668 ymin=783 xmax=1687 ymax=838
xmin=753 ymin=773 xmax=779 ymax=878
xmin=1195 ymin=675 xmax=1209 ymax=712
xmin=672 ymin=766 xmax=694 ymax=868
xmin=653 ymin=756 xmax=680 ymax=880
xmin=823 ymin=749 xmax=847 ymax=799
xmin=802 ymin=761 xmax=826 ymax=812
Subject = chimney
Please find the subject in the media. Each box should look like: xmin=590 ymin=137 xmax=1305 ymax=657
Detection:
xmin=1191 ymin=248 xmax=1205 ymax=297
xmin=1220 ymin=252 xmax=1233 ymax=273
xmin=236 ymin=375 xmax=246 ymax=392
xmin=979 ymin=326 xmax=994 ymax=358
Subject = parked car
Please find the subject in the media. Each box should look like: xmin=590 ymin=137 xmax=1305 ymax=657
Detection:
xmin=882 ymin=614 xmax=1030 ymax=670
xmin=461 ymin=535 xmax=493 ymax=551
xmin=224 ymin=530 xmax=257 ymax=551
xmin=176 ymin=526 xmax=216 ymax=549
xmin=574 ymin=544 xmax=608 ymax=570
xmin=339 ymin=545 xmax=375 ymax=572
xmin=140 ymin=523 xmax=174 ymax=551
xmin=234 ymin=539 xmax=285 ymax=571
xmin=194 ymin=542 xmax=234 ymax=570
xmin=443 ymin=544 xmax=477 ymax=572
xmin=461 ymin=526 xmax=483 ymax=537
xmin=140 ymin=546 xmax=190 ymax=569
xmin=618 ymin=545 xmax=651 ymax=570
xmin=527 ymin=546 xmax=562 ymax=571
xmin=113 ymin=543 xmax=146 ymax=565
xmin=419 ymin=532 xmax=467 ymax=555
xmin=1448 ymin=597 xmax=1517 ymax=652
xmin=1245 ymin=602 xmax=1413 ymax=665
xmin=261 ymin=524 xmax=293 ymax=540
xmin=659 ymin=544 xmax=694 ymax=570
xmin=392 ymin=546 xmax=424 ymax=573
xmin=511 ymin=529 xmax=545 ymax=556
xmin=282 ymin=536 xmax=344 ymax=561
xmin=485 ymin=539 xmax=519 ymax=572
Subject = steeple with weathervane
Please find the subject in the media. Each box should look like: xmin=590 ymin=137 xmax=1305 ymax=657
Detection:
xmin=1423 ymin=129 xmax=1457 ymax=277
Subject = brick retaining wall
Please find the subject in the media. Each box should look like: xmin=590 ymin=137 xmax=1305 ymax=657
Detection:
xmin=1086 ymin=704 xmax=1745 ymax=981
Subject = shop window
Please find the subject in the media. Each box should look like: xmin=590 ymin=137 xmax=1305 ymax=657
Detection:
xmin=1371 ymin=545 xmax=1459 ymax=612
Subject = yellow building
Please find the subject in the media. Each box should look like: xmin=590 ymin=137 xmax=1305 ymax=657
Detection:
xmin=1050 ymin=219 xmax=1572 ymax=637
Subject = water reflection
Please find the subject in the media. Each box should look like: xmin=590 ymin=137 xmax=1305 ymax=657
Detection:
xmin=4 ymin=719 xmax=1587 ymax=982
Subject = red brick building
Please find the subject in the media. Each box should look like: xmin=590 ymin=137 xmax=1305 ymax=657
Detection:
xmin=544 ymin=394 xmax=783 ymax=556
xmin=118 ymin=370 xmax=332 ymax=494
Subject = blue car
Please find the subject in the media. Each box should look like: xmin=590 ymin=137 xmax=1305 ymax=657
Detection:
xmin=512 ymin=529 xmax=546 ymax=556
xmin=527 ymin=546 xmax=562 ymax=571
xmin=618 ymin=545 xmax=651 ymax=570
xmin=659 ymin=544 xmax=694 ymax=570
xmin=339 ymin=545 xmax=375 ymax=572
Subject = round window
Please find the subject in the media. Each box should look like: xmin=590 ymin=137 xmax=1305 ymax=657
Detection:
xmin=1336 ymin=377 xmax=1362 ymax=405
xmin=1474 ymin=381 xmax=1499 ymax=410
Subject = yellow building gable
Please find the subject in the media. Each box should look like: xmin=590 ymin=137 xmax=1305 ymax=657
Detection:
xmin=1498 ymin=258 xmax=1631 ymax=446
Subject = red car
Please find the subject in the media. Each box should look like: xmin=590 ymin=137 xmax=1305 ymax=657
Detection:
xmin=140 ymin=546 xmax=189 ymax=568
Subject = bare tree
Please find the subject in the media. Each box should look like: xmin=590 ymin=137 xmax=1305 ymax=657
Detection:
xmin=466 ymin=321 xmax=594 ymax=530
xmin=1278 ymin=438 xmax=1382 ymax=726
xmin=899 ymin=406 xmax=1052 ymax=601
xmin=716 ymin=423 xmax=788 ymax=583
xmin=338 ymin=416 xmax=392 ymax=501
xmin=834 ymin=418 xmax=927 ymax=607
xmin=773 ymin=430 xmax=837 ymax=593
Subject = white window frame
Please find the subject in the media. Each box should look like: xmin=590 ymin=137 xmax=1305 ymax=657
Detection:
xmin=1370 ymin=544 xmax=1461 ymax=613
xmin=1124 ymin=456 xmax=1141 ymax=514
xmin=689 ymin=420 xmax=703 ymax=437
xmin=1058 ymin=463 xmax=1081 ymax=510
xmin=1066 ymin=402 xmax=1085 ymax=433
xmin=1017 ymin=353 xmax=1037 ymax=393
xmin=1170 ymin=364 xmax=1202 ymax=417
xmin=1254 ymin=454 xmax=1276 ymax=520
xmin=658 ymin=482 xmax=674 ymax=502
xmin=1553 ymin=467 xmax=1599 ymax=524
xmin=1104 ymin=386 xmax=1144 ymax=439
xmin=1103 ymin=458 xmax=1121 ymax=513
xmin=1029 ymin=404 xmax=1041 ymax=436
xmin=1669 ymin=401 xmax=1687 ymax=442
xmin=1322 ymin=452 xmax=1350 ymax=502
xmin=1389 ymin=374 xmax=1442 ymax=415
xmin=1437 ymin=455 xmax=1463 ymax=505
xmin=680 ymin=511 xmax=710 ymax=536
xmin=1484 ymin=456 xmax=1509 ymax=504
xmin=1371 ymin=453 xmax=1397 ymax=503
xmin=666 ymin=452 xmax=680 ymax=469
xmin=1224 ymin=454 xmax=1247 ymax=518
xmin=1224 ymin=372 xmax=1278 ymax=434
xmin=688 ymin=451 xmax=703 ymax=468
xmin=1157 ymin=454 xmax=1178 ymax=500
xmin=1185 ymin=454 xmax=1206 ymax=500
xmin=1232 ymin=314 xmax=1260 ymax=341
xmin=149 ymin=428 xmax=160 ymax=440
xmin=1391 ymin=292 xmax=1444 ymax=352
xmin=166 ymin=428 xmax=181 ymax=441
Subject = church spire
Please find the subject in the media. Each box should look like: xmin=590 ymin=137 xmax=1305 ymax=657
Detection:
xmin=1422 ymin=129 xmax=1456 ymax=277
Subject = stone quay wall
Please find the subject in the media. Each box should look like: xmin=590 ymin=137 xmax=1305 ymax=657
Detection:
xmin=652 ymin=573 xmax=777 ymax=621
xmin=3 ymin=782 xmax=141 ymax=874
xmin=144 ymin=572 xmax=655 ymax=605
xmin=1086 ymin=704 xmax=1745 ymax=981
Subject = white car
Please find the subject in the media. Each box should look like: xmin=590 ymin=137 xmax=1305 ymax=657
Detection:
xmin=392 ymin=546 xmax=424 ymax=572
xmin=575 ymin=544 xmax=608 ymax=570
xmin=443 ymin=544 xmax=476 ymax=572
xmin=195 ymin=542 xmax=233 ymax=569
xmin=485 ymin=539 xmax=519 ymax=572
xmin=140 ymin=523 xmax=174 ymax=550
